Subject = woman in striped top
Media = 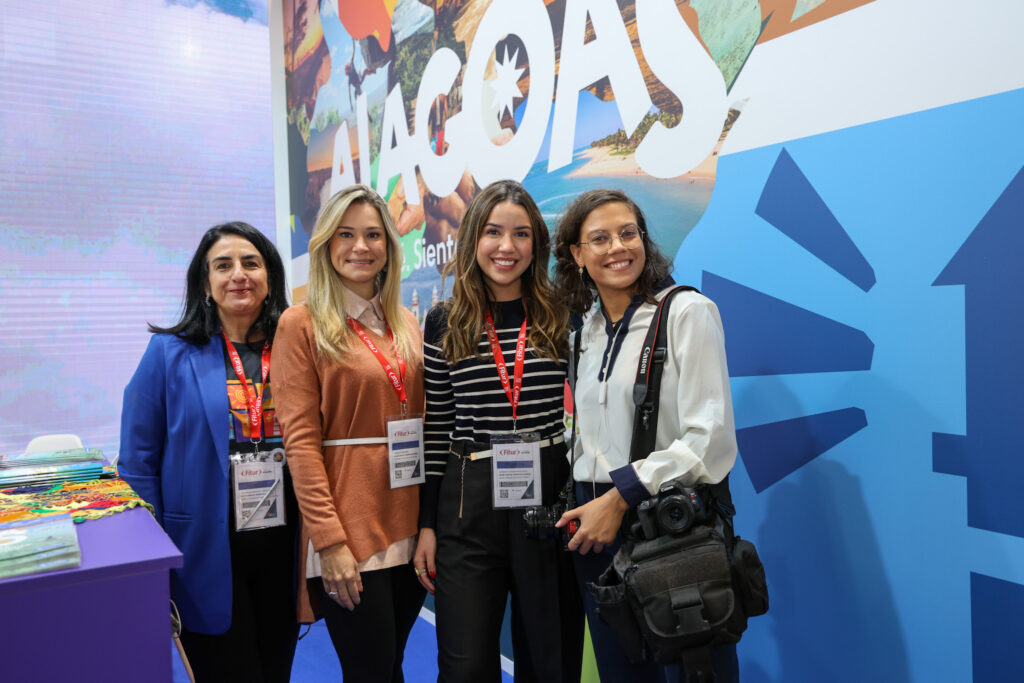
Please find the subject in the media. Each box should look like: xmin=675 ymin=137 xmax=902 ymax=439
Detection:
xmin=413 ymin=179 xmax=583 ymax=682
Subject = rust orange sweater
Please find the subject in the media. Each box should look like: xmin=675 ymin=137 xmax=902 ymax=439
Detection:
xmin=271 ymin=303 xmax=424 ymax=621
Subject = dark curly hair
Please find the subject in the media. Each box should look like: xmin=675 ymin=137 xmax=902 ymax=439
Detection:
xmin=553 ymin=189 xmax=672 ymax=314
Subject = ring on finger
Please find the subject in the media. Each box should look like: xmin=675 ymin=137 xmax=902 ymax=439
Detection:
xmin=328 ymin=590 xmax=338 ymax=596
xmin=414 ymin=568 xmax=425 ymax=576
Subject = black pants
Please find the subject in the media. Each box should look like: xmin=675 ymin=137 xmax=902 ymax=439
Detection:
xmin=180 ymin=522 xmax=299 ymax=683
xmin=572 ymin=482 xmax=740 ymax=683
xmin=434 ymin=443 xmax=584 ymax=683
xmin=311 ymin=563 xmax=426 ymax=683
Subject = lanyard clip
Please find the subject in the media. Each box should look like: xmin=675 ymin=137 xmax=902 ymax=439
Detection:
xmin=401 ymin=400 xmax=408 ymax=417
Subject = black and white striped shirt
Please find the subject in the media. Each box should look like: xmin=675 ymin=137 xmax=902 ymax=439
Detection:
xmin=419 ymin=299 xmax=567 ymax=528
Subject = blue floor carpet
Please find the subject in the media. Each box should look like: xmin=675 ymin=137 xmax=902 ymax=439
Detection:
xmin=172 ymin=610 xmax=514 ymax=682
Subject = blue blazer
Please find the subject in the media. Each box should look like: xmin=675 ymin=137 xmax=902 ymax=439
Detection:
xmin=119 ymin=333 xmax=234 ymax=634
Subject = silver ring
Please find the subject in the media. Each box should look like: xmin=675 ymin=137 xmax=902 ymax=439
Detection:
xmin=328 ymin=590 xmax=338 ymax=596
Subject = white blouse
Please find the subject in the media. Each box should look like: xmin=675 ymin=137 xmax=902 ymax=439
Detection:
xmin=569 ymin=287 xmax=737 ymax=505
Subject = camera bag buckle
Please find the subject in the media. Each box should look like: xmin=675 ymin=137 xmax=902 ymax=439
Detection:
xmin=670 ymin=586 xmax=711 ymax=636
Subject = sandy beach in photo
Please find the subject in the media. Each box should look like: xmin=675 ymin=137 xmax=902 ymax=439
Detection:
xmin=568 ymin=145 xmax=718 ymax=181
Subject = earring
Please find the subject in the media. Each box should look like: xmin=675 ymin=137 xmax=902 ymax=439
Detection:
xmin=204 ymin=293 xmax=211 ymax=306
xmin=577 ymin=264 xmax=584 ymax=276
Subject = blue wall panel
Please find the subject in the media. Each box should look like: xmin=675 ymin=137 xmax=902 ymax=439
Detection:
xmin=673 ymin=87 xmax=1024 ymax=682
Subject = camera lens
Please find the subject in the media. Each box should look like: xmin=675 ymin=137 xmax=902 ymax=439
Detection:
xmin=522 ymin=506 xmax=556 ymax=538
xmin=656 ymin=494 xmax=695 ymax=535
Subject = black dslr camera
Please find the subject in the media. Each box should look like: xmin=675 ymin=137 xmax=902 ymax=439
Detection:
xmin=522 ymin=482 xmax=578 ymax=550
xmin=633 ymin=478 xmax=706 ymax=541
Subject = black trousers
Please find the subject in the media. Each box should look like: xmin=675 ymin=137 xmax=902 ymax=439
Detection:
xmin=311 ymin=563 xmax=426 ymax=683
xmin=572 ymin=482 xmax=740 ymax=683
xmin=180 ymin=522 xmax=299 ymax=683
xmin=434 ymin=443 xmax=584 ymax=683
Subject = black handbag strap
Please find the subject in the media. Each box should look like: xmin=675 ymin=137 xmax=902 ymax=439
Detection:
xmin=628 ymin=286 xmax=735 ymax=518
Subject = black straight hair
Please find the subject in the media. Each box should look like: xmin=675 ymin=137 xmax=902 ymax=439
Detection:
xmin=149 ymin=221 xmax=288 ymax=345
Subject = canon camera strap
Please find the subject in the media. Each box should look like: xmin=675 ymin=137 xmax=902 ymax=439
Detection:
xmin=628 ymin=285 xmax=734 ymax=512
xmin=629 ymin=285 xmax=695 ymax=461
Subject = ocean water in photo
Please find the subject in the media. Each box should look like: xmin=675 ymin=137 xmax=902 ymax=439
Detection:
xmin=524 ymin=148 xmax=714 ymax=258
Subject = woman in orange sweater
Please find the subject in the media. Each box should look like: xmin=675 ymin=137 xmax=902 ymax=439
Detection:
xmin=272 ymin=184 xmax=425 ymax=682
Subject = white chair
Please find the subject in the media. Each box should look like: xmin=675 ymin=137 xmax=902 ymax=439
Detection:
xmin=25 ymin=433 xmax=83 ymax=453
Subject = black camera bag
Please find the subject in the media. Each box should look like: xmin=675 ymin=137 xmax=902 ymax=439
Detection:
xmin=582 ymin=286 xmax=769 ymax=680
xmin=592 ymin=519 xmax=769 ymax=671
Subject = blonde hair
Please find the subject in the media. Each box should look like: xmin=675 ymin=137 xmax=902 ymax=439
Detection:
xmin=306 ymin=184 xmax=417 ymax=363
xmin=441 ymin=179 xmax=568 ymax=364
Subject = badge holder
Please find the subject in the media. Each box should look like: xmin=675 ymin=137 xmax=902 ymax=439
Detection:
xmin=231 ymin=448 xmax=287 ymax=531
xmin=387 ymin=413 xmax=425 ymax=488
xmin=491 ymin=432 xmax=542 ymax=509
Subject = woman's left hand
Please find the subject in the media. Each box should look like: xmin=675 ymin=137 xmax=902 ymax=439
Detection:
xmin=320 ymin=542 xmax=362 ymax=611
xmin=556 ymin=488 xmax=630 ymax=554
xmin=413 ymin=528 xmax=437 ymax=595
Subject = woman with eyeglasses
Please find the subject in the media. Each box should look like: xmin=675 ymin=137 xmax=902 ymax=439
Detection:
xmin=552 ymin=189 xmax=739 ymax=682
xmin=413 ymin=179 xmax=583 ymax=682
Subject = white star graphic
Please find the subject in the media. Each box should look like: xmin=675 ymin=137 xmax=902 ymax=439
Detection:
xmin=488 ymin=46 xmax=525 ymax=121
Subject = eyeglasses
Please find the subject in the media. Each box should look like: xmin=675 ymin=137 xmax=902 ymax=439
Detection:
xmin=576 ymin=225 xmax=644 ymax=255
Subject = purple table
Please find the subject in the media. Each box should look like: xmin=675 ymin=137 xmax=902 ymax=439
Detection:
xmin=0 ymin=507 xmax=183 ymax=682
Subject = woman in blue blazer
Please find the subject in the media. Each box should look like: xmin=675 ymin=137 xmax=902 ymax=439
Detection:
xmin=119 ymin=222 xmax=297 ymax=683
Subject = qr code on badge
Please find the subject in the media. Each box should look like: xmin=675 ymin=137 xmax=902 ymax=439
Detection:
xmin=499 ymin=490 xmax=509 ymax=498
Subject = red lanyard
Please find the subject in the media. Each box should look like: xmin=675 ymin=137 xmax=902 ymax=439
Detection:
xmin=347 ymin=317 xmax=408 ymax=414
xmin=222 ymin=332 xmax=271 ymax=445
xmin=484 ymin=310 xmax=528 ymax=426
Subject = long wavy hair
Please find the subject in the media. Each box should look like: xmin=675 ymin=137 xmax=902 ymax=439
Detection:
xmin=441 ymin=179 xmax=567 ymax=364
xmin=306 ymin=184 xmax=417 ymax=363
xmin=553 ymin=189 xmax=673 ymax=314
xmin=149 ymin=221 xmax=288 ymax=345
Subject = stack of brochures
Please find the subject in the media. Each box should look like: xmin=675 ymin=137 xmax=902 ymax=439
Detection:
xmin=0 ymin=448 xmax=105 ymax=488
xmin=0 ymin=514 xmax=82 ymax=579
